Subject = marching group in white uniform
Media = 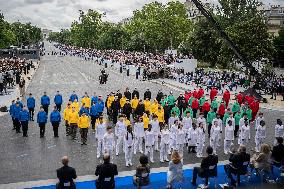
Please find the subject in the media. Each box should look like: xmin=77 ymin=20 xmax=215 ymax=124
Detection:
xmin=94 ymin=113 xmax=284 ymax=167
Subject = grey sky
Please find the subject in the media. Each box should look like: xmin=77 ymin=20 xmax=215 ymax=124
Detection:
xmin=0 ymin=0 xmax=283 ymax=31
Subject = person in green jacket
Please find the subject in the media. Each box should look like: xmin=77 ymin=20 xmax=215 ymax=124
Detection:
xmin=223 ymin=109 xmax=230 ymax=125
xmin=231 ymin=101 xmax=240 ymax=115
xmin=234 ymin=110 xmax=242 ymax=137
xmin=211 ymin=97 xmax=219 ymax=112
xmin=167 ymin=92 xmax=175 ymax=108
xmin=240 ymin=105 xmax=252 ymax=121
xmin=188 ymin=96 xmax=195 ymax=106
xmin=183 ymin=105 xmax=193 ymax=118
xmin=207 ymin=108 xmax=216 ymax=137
xmin=171 ymin=104 xmax=180 ymax=117
xmin=160 ymin=96 xmax=167 ymax=107
xmin=199 ymin=95 xmax=206 ymax=108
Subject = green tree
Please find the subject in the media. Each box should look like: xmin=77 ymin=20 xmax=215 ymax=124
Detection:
xmin=273 ymin=28 xmax=284 ymax=67
xmin=186 ymin=0 xmax=274 ymax=68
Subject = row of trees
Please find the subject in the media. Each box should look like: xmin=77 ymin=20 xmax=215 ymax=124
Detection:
xmin=48 ymin=0 xmax=283 ymax=68
xmin=0 ymin=12 xmax=42 ymax=49
xmin=48 ymin=1 xmax=191 ymax=52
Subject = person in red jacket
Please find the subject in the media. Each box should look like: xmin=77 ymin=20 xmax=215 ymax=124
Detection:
xmin=236 ymin=92 xmax=243 ymax=105
xmin=218 ymin=101 xmax=225 ymax=119
xmin=202 ymin=100 xmax=211 ymax=118
xmin=193 ymin=89 xmax=198 ymax=99
xmin=250 ymin=99 xmax=260 ymax=121
xmin=184 ymin=91 xmax=192 ymax=104
xmin=197 ymin=87 xmax=204 ymax=99
xmin=246 ymin=95 xmax=254 ymax=105
xmin=192 ymin=98 xmax=199 ymax=118
xmin=210 ymin=87 xmax=218 ymax=102
xmin=223 ymin=89 xmax=231 ymax=108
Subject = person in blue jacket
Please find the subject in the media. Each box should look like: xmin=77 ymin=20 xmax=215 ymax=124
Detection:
xmin=13 ymin=102 xmax=22 ymax=133
xmin=69 ymin=91 xmax=78 ymax=102
xmin=9 ymin=100 xmax=16 ymax=130
xmin=16 ymin=97 xmax=24 ymax=108
xmin=19 ymin=106 xmax=30 ymax=137
xmin=54 ymin=91 xmax=63 ymax=112
xmin=97 ymin=96 xmax=104 ymax=116
xmin=91 ymin=92 xmax=99 ymax=105
xmin=79 ymin=103 xmax=89 ymax=116
xmin=90 ymin=101 xmax=99 ymax=130
xmin=37 ymin=106 xmax=47 ymax=138
xmin=41 ymin=92 xmax=50 ymax=114
xmin=27 ymin=93 xmax=36 ymax=121
xmin=50 ymin=106 xmax=61 ymax=137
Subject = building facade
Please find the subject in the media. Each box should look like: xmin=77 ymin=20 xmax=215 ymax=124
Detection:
xmin=42 ymin=29 xmax=52 ymax=39
xmin=264 ymin=5 xmax=284 ymax=36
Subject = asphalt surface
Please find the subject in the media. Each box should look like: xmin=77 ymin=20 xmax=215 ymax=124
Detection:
xmin=0 ymin=42 xmax=283 ymax=184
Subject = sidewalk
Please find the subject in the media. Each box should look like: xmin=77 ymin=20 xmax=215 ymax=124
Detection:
xmin=0 ymin=60 xmax=40 ymax=116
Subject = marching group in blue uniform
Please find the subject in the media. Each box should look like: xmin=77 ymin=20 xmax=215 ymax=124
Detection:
xmin=9 ymin=91 xmax=103 ymax=138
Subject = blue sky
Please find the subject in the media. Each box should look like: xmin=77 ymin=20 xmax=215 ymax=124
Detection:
xmin=0 ymin=0 xmax=283 ymax=31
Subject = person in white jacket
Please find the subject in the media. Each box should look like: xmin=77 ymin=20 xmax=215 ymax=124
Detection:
xmin=160 ymin=124 xmax=170 ymax=162
xmin=226 ymin=112 xmax=235 ymax=131
xmin=168 ymin=112 xmax=179 ymax=129
xmin=254 ymin=112 xmax=264 ymax=130
xmin=224 ymin=120 xmax=234 ymax=154
xmin=134 ymin=117 xmax=145 ymax=154
xmin=145 ymin=125 xmax=155 ymax=163
xmin=169 ymin=120 xmax=179 ymax=154
xmin=151 ymin=115 xmax=160 ymax=151
xmin=124 ymin=126 xmax=135 ymax=167
xmin=96 ymin=116 xmax=106 ymax=158
xmin=238 ymin=119 xmax=250 ymax=146
xmin=182 ymin=112 xmax=192 ymax=132
xmin=196 ymin=113 xmax=206 ymax=131
xmin=196 ymin=122 xmax=206 ymax=158
xmin=210 ymin=120 xmax=220 ymax=155
xmin=274 ymin=119 xmax=283 ymax=146
xmin=187 ymin=123 xmax=198 ymax=153
xmin=103 ymin=126 xmax=115 ymax=163
xmin=255 ymin=120 xmax=266 ymax=152
xmin=176 ymin=124 xmax=186 ymax=160
xmin=212 ymin=114 xmax=223 ymax=147
xmin=115 ymin=115 xmax=127 ymax=156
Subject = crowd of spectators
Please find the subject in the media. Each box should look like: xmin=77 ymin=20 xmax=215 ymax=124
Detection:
xmin=0 ymin=57 xmax=35 ymax=96
xmin=56 ymin=138 xmax=284 ymax=189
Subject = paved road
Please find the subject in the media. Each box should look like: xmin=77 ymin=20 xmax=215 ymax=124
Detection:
xmin=0 ymin=42 xmax=283 ymax=184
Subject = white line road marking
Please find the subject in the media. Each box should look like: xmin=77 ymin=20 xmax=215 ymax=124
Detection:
xmin=39 ymin=65 xmax=46 ymax=84
xmin=47 ymin=145 xmax=56 ymax=149
xmin=10 ymin=136 xmax=20 ymax=140
xmin=16 ymin=154 xmax=28 ymax=158
xmin=79 ymin=72 xmax=89 ymax=83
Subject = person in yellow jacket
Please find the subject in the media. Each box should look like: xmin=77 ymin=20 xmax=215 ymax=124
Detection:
xmin=142 ymin=112 xmax=149 ymax=129
xmin=71 ymin=99 xmax=80 ymax=112
xmin=120 ymin=95 xmax=127 ymax=108
xmin=107 ymin=93 xmax=115 ymax=109
xmin=155 ymin=106 xmax=164 ymax=124
xmin=78 ymin=112 xmax=90 ymax=145
xmin=124 ymin=116 xmax=131 ymax=127
xmin=68 ymin=107 xmax=79 ymax=140
xmin=81 ymin=93 xmax=91 ymax=109
xmin=63 ymin=103 xmax=72 ymax=136
xmin=131 ymin=95 xmax=139 ymax=110
xmin=150 ymin=99 xmax=159 ymax=114
xmin=144 ymin=98 xmax=151 ymax=113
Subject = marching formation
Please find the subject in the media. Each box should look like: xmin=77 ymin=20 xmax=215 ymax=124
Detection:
xmin=8 ymin=87 xmax=284 ymax=167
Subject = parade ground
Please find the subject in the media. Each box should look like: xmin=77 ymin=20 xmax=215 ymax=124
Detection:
xmin=0 ymin=42 xmax=283 ymax=188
